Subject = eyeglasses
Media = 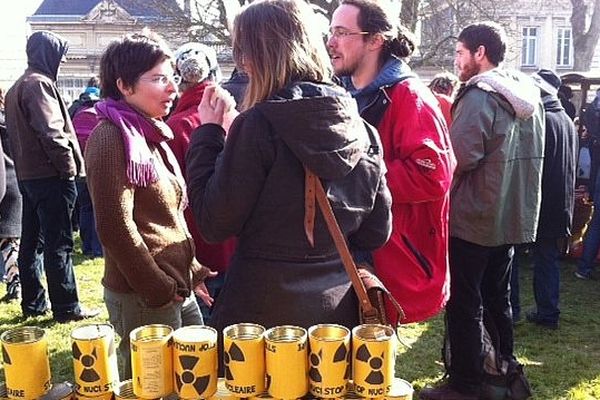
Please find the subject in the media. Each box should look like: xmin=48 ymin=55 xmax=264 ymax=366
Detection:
xmin=326 ymin=29 xmax=371 ymax=40
xmin=138 ymin=74 xmax=182 ymax=87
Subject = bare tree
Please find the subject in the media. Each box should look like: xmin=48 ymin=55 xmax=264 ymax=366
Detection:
xmin=571 ymin=0 xmax=600 ymax=71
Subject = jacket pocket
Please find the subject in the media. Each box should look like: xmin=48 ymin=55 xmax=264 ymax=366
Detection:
xmin=401 ymin=234 xmax=433 ymax=279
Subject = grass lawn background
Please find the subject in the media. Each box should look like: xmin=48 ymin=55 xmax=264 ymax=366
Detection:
xmin=0 ymin=240 xmax=599 ymax=399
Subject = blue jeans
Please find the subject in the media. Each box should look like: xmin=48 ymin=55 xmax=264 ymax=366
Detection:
xmin=578 ymin=173 xmax=600 ymax=277
xmin=104 ymin=288 xmax=203 ymax=380
xmin=532 ymin=238 xmax=560 ymax=323
xmin=447 ymin=237 xmax=514 ymax=394
xmin=76 ymin=179 xmax=102 ymax=257
xmin=17 ymin=177 xmax=81 ymax=318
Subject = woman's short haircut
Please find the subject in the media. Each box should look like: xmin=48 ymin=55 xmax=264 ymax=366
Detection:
xmin=232 ymin=0 xmax=331 ymax=109
xmin=457 ymin=21 xmax=507 ymax=66
xmin=100 ymin=30 xmax=173 ymax=100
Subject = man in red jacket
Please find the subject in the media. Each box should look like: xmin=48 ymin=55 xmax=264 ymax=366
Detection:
xmin=328 ymin=0 xmax=456 ymax=325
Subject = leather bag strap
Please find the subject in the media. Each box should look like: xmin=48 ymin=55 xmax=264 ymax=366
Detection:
xmin=304 ymin=166 xmax=377 ymax=317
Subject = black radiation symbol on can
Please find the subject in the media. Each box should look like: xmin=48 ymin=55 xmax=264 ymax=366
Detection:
xmin=355 ymin=344 xmax=384 ymax=385
xmin=224 ymin=342 xmax=245 ymax=380
xmin=72 ymin=342 xmax=101 ymax=382
xmin=2 ymin=344 xmax=11 ymax=365
xmin=175 ymin=355 xmax=210 ymax=396
xmin=309 ymin=343 xmax=348 ymax=383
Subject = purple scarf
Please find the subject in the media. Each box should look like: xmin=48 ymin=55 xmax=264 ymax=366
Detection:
xmin=95 ymin=98 xmax=174 ymax=187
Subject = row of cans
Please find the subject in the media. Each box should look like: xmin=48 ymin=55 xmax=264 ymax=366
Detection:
xmin=129 ymin=323 xmax=398 ymax=400
xmin=0 ymin=322 xmax=402 ymax=400
xmin=0 ymin=378 xmax=413 ymax=400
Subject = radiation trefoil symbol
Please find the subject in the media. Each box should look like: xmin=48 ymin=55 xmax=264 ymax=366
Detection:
xmin=355 ymin=344 xmax=384 ymax=385
xmin=72 ymin=342 xmax=101 ymax=382
xmin=175 ymin=355 xmax=210 ymax=396
xmin=309 ymin=342 xmax=349 ymax=383
xmin=224 ymin=342 xmax=245 ymax=380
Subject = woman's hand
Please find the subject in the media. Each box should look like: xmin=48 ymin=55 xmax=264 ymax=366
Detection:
xmin=198 ymin=85 xmax=237 ymax=128
xmin=194 ymin=270 xmax=218 ymax=306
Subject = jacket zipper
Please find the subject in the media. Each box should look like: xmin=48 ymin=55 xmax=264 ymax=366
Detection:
xmin=401 ymin=234 xmax=433 ymax=279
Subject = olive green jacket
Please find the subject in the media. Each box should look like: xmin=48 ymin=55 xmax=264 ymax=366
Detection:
xmin=449 ymin=69 xmax=545 ymax=246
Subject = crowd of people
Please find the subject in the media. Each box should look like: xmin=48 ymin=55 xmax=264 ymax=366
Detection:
xmin=0 ymin=0 xmax=592 ymax=397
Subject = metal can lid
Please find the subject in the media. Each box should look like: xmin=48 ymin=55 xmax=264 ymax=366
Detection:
xmin=75 ymin=392 xmax=114 ymax=400
xmin=114 ymin=380 xmax=137 ymax=400
xmin=386 ymin=378 xmax=414 ymax=400
xmin=40 ymin=382 xmax=75 ymax=400
xmin=248 ymin=392 xmax=275 ymax=400
xmin=71 ymin=323 xmax=114 ymax=341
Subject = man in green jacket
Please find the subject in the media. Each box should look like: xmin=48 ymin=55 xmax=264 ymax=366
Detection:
xmin=420 ymin=21 xmax=544 ymax=400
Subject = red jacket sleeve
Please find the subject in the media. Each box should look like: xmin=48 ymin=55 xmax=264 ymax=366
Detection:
xmin=377 ymin=81 xmax=456 ymax=204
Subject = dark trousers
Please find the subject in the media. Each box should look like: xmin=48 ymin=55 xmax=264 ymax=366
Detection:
xmin=17 ymin=177 xmax=81 ymax=318
xmin=76 ymin=179 xmax=102 ymax=257
xmin=532 ymin=238 xmax=560 ymax=323
xmin=447 ymin=237 xmax=514 ymax=393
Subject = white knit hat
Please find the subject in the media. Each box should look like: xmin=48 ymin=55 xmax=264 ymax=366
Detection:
xmin=174 ymin=42 xmax=222 ymax=84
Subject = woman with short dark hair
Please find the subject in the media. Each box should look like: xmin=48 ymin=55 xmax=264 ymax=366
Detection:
xmin=85 ymin=31 xmax=214 ymax=379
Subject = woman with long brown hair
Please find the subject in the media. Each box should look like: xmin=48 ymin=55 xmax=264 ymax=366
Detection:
xmin=186 ymin=0 xmax=392 ymax=331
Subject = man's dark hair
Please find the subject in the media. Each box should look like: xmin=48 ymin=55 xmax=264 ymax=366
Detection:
xmin=87 ymin=76 xmax=100 ymax=88
xmin=341 ymin=0 xmax=415 ymax=62
xmin=457 ymin=21 xmax=507 ymax=66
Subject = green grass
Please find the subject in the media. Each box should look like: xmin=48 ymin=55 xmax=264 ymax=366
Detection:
xmin=1 ymin=243 xmax=599 ymax=399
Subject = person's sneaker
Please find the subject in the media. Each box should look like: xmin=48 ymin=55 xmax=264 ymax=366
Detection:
xmin=23 ymin=308 xmax=49 ymax=318
xmin=419 ymin=383 xmax=478 ymax=400
xmin=1 ymin=276 xmax=21 ymax=302
xmin=526 ymin=311 xmax=558 ymax=330
xmin=54 ymin=307 xmax=100 ymax=323
xmin=574 ymin=271 xmax=592 ymax=280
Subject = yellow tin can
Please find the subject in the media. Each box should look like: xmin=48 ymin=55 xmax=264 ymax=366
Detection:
xmin=264 ymin=325 xmax=308 ymax=400
xmin=1 ymin=326 xmax=52 ymax=399
xmin=130 ymin=324 xmax=174 ymax=399
xmin=172 ymin=325 xmax=218 ymax=400
xmin=307 ymin=324 xmax=351 ymax=399
xmin=222 ymin=323 xmax=265 ymax=397
xmin=71 ymin=324 xmax=119 ymax=398
xmin=208 ymin=378 xmax=236 ymax=400
xmin=248 ymin=391 xmax=274 ymax=400
xmin=351 ymin=324 xmax=396 ymax=398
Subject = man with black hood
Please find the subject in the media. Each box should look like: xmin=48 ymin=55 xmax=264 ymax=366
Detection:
xmin=4 ymin=30 xmax=98 ymax=323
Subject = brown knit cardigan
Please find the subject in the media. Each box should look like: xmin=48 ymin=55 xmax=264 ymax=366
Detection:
xmin=85 ymin=120 xmax=210 ymax=307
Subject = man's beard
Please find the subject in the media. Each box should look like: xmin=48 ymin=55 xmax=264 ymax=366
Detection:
xmin=458 ymin=59 xmax=480 ymax=82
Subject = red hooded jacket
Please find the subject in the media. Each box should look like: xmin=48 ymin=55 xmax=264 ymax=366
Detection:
xmin=167 ymin=83 xmax=236 ymax=273
xmin=372 ymin=78 xmax=456 ymax=324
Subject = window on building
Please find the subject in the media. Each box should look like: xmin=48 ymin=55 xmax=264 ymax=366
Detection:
xmin=556 ymin=27 xmax=573 ymax=67
xmin=521 ymin=27 xmax=538 ymax=67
